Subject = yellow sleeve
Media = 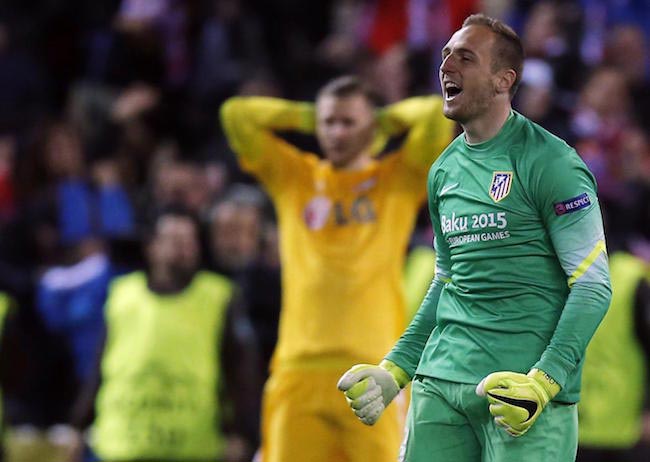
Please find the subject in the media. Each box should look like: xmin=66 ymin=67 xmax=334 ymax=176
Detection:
xmin=403 ymin=247 xmax=436 ymax=323
xmin=377 ymin=96 xmax=454 ymax=170
xmin=220 ymin=96 xmax=315 ymax=162
xmin=220 ymin=96 xmax=315 ymax=193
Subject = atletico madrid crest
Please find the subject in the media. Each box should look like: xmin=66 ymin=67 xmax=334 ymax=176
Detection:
xmin=489 ymin=171 xmax=513 ymax=202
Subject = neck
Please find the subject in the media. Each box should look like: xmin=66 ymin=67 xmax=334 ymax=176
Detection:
xmin=148 ymin=267 xmax=194 ymax=294
xmin=333 ymin=150 xmax=372 ymax=171
xmin=462 ymin=102 xmax=512 ymax=145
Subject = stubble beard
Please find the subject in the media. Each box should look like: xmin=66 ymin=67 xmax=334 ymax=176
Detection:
xmin=445 ymin=84 xmax=496 ymax=125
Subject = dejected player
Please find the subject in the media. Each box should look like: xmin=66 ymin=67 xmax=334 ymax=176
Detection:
xmin=221 ymin=76 xmax=454 ymax=462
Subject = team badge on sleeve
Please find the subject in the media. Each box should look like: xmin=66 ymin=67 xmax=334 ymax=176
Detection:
xmin=554 ymin=192 xmax=591 ymax=215
xmin=489 ymin=171 xmax=513 ymax=202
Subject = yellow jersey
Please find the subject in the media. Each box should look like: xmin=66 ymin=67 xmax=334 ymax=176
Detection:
xmin=221 ymin=96 xmax=453 ymax=369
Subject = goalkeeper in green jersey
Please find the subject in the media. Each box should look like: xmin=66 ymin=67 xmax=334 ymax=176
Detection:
xmin=338 ymin=13 xmax=612 ymax=462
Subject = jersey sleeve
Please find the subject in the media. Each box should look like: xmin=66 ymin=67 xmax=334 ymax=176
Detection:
xmin=378 ymin=96 xmax=454 ymax=173
xmin=385 ymin=171 xmax=451 ymax=377
xmin=530 ymin=148 xmax=612 ymax=387
xmin=220 ymin=97 xmax=315 ymax=194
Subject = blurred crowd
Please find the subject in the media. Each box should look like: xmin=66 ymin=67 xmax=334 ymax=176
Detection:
xmin=0 ymin=0 xmax=648 ymax=461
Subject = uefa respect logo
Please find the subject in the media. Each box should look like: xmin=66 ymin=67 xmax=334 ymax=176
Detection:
xmin=554 ymin=193 xmax=591 ymax=216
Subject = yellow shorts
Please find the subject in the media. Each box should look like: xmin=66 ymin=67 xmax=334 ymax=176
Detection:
xmin=260 ymin=365 xmax=406 ymax=462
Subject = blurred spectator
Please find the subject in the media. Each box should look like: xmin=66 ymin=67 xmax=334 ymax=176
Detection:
xmin=109 ymin=83 xmax=169 ymax=187
xmin=0 ymin=134 xmax=16 ymax=223
xmin=37 ymin=242 xmax=117 ymax=385
xmin=191 ymin=0 xmax=269 ymax=108
xmin=69 ymin=208 xmax=260 ymax=462
xmin=577 ymin=249 xmax=650 ymax=462
xmin=580 ymin=0 xmax=650 ymax=55
xmin=520 ymin=0 xmax=586 ymax=105
xmin=91 ymin=0 xmax=166 ymax=87
xmin=248 ymin=0 xmax=333 ymax=98
xmin=146 ymin=154 xmax=223 ymax=223
xmin=207 ymin=184 xmax=281 ymax=370
xmin=317 ymin=0 xmax=368 ymax=73
xmin=0 ymin=22 xmax=47 ymax=133
xmin=208 ymin=184 xmax=266 ymax=274
xmin=17 ymin=120 xmax=134 ymax=258
xmin=34 ymin=155 xmax=136 ymax=382
xmin=514 ymin=58 xmax=573 ymax=141
xmin=15 ymin=120 xmax=89 ymax=268
xmin=602 ymin=24 xmax=650 ymax=129
xmin=570 ymin=66 xmax=645 ymax=247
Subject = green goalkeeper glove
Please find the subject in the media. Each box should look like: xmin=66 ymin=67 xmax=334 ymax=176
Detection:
xmin=337 ymin=360 xmax=410 ymax=425
xmin=476 ymin=368 xmax=561 ymax=437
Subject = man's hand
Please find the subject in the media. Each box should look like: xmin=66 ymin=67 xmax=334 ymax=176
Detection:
xmin=476 ymin=368 xmax=561 ymax=437
xmin=337 ymin=360 xmax=410 ymax=425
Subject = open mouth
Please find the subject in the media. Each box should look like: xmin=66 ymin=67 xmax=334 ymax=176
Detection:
xmin=444 ymin=82 xmax=463 ymax=101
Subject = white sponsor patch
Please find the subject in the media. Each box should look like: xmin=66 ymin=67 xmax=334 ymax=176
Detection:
xmin=303 ymin=196 xmax=331 ymax=230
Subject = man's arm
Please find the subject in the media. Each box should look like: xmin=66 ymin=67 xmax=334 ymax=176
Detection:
xmin=220 ymin=96 xmax=314 ymax=161
xmin=65 ymin=329 xmax=105 ymax=462
xmin=477 ymin=149 xmax=612 ymax=437
xmin=532 ymin=158 xmax=612 ymax=387
xmin=220 ymin=288 xmax=262 ymax=458
xmin=69 ymin=329 xmax=105 ymax=430
xmin=377 ymin=96 xmax=454 ymax=170
xmin=220 ymin=97 xmax=314 ymax=192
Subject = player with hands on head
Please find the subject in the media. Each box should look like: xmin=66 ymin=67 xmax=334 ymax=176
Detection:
xmin=339 ymin=13 xmax=611 ymax=462
xmin=221 ymin=76 xmax=453 ymax=462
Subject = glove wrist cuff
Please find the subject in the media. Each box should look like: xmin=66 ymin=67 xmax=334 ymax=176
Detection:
xmin=379 ymin=360 xmax=410 ymax=389
xmin=528 ymin=368 xmax=561 ymax=399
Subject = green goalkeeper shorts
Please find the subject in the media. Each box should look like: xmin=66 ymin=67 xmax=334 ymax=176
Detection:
xmin=399 ymin=375 xmax=578 ymax=462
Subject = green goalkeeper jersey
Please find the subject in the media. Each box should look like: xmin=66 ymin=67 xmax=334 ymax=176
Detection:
xmin=386 ymin=111 xmax=611 ymax=403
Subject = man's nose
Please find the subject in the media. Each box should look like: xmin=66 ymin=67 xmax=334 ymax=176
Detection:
xmin=329 ymin=124 xmax=347 ymax=138
xmin=440 ymin=55 xmax=456 ymax=74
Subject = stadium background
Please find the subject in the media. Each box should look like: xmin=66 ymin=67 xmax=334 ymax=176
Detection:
xmin=0 ymin=0 xmax=648 ymax=461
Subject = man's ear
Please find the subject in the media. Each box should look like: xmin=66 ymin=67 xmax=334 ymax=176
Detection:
xmin=496 ymin=69 xmax=517 ymax=95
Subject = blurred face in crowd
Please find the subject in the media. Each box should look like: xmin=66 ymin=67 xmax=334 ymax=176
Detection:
xmin=148 ymin=214 xmax=200 ymax=284
xmin=44 ymin=123 xmax=84 ymax=178
xmin=522 ymin=2 xmax=560 ymax=57
xmin=439 ymin=25 xmax=507 ymax=124
xmin=316 ymin=94 xmax=376 ymax=169
xmin=605 ymin=25 xmax=647 ymax=85
xmin=579 ymin=68 xmax=630 ymax=119
xmin=210 ymin=202 xmax=262 ymax=271
xmin=0 ymin=135 xmax=15 ymax=176
xmin=153 ymin=161 xmax=211 ymax=213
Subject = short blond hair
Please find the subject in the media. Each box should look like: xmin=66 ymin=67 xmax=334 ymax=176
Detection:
xmin=317 ymin=75 xmax=381 ymax=107
xmin=463 ymin=14 xmax=525 ymax=97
